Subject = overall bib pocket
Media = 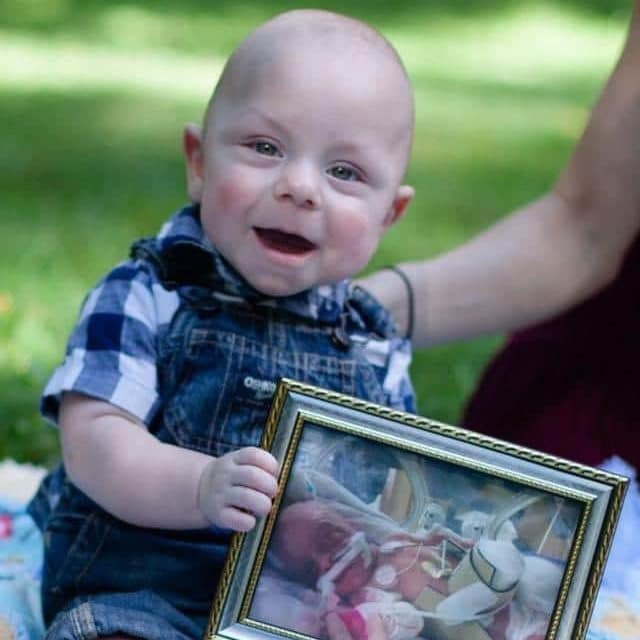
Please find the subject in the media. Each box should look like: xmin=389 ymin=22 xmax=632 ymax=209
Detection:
xmin=162 ymin=326 xmax=361 ymax=456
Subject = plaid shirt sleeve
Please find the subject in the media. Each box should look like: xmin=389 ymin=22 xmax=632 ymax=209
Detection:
xmin=41 ymin=260 xmax=179 ymax=427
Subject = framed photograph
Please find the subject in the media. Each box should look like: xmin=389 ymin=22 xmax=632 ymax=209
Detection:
xmin=205 ymin=379 xmax=627 ymax=640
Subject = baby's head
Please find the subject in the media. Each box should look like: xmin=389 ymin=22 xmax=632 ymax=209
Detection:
xmin=184 ymin=10 xmax=415 ymax=296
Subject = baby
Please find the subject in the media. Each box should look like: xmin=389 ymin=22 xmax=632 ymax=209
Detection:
xmin=28 ymin=9 xmax=417 ymax=640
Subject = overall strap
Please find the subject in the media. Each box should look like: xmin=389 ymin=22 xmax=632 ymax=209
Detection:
xmin=130 ymin=237 xmax=219 ymax=291
xmin=346 ymin=285 xmax=400 ymax=341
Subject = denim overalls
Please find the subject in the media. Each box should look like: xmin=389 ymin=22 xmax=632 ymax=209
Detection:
xmin=29 ymin=236 xmax=415 ymax=639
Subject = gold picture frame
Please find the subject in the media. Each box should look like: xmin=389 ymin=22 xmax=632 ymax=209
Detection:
xmin=205 ymin=378 xmax=627 ymax=640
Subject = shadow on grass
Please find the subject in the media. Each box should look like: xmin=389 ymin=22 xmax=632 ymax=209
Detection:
xmin=1 ymin=68 xmax=596 ymax=200
xmin=3 ymin=0 xmax=618 ymax=464
xmin=1 ymin=65 xmax=593 ymax=463
xmin=3 ymin=0 xmax=631 ymax=29
xmin=1 ymin=65 xmax=592 ymax=285
xmin=1 ymin=0 xmax=631 ymax=58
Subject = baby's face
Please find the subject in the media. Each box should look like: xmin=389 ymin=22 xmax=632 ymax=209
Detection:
xmin=187 ymin=42 xmax=413 ymax=296
xmin=272 ymin=501 xmax=374 ymax=597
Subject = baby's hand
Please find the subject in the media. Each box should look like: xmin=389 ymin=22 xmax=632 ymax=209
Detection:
xmin=198 ymin=446 xmax=279 ymax=532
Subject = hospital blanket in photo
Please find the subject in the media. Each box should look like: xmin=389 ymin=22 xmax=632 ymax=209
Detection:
xmin=0 ymin=457 xmax=638 ymax=640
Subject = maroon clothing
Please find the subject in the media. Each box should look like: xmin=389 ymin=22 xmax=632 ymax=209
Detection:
xmin=463 ymin=238 xmax=640 ymax=469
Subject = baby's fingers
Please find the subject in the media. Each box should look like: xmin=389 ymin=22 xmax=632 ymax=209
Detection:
xmin=218 ymin=505 xmax=256 ymax=532
xmin=232 ymin=463 xmax=279 ymax=498
xmin=218 ymin=486 xmax=274 ymax=532
xmin=234 ymin=446 xmax=279 ymax=477
xmin=228 ymin=486 xmax=273 ymax=519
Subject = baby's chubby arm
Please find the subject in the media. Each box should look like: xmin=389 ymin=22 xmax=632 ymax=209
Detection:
xmin=60 ymin=391 xmax=279 ymax=531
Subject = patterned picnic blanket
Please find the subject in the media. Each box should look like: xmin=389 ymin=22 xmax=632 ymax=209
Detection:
xmin=0 ymin=457 xmax=638 ymax=640
xmin=0 ymin=460 xmax=45 ymax=640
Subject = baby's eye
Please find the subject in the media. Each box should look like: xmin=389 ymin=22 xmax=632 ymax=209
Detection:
xmin=252 ymin=141 xmax=281 ymax=157
xmin=327 ymin=164 xmax=361 ymax=182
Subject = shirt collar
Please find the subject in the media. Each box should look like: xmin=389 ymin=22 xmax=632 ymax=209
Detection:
xmin=156 ymin=204 xmax=350 ymax=324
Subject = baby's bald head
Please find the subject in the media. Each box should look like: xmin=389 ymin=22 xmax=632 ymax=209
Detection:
xmin=183 ymin=10 xmax=416 ymax=296
xmin=204 ymin=10 xmax=414 ymax=170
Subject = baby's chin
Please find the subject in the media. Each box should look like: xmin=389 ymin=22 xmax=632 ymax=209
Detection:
xmin=244 ymin=272 xmax=312 ymax=298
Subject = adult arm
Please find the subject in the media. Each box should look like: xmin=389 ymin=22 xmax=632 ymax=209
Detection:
xmin=360 ymin=2 xmax=640 ymax=348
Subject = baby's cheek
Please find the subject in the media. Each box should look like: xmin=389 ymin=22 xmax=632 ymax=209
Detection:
xmin=213 ymin=175 xmax=254 ymax=212
xmin=336 ymin=216 xmax=380 ymax=264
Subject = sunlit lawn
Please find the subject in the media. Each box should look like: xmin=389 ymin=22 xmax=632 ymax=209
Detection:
xmin=0 ymin=1 xmax=628 ymax=465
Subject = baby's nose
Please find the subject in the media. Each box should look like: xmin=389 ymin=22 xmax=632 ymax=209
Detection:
xmin=316 ymin=550 xmax=335 ymax=574
xmin=274 ymin=161 xmax=320 ymax=209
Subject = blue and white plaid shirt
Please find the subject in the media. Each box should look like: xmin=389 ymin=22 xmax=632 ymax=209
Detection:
xmin=42 ymin=206 xmax=414 ymax=426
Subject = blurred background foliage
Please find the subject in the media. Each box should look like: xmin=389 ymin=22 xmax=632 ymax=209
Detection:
xmin=0 ymin=1 xmax=630 ymax=465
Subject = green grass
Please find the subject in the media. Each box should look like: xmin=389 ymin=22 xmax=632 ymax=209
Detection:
xmin=0 ymin=2 xmax=629 ymax=466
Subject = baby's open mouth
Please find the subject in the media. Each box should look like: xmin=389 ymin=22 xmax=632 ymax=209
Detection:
xmin=255 ymin=228 xmax=316 ymax=254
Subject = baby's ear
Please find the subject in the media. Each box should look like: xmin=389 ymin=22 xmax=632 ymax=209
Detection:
xmin=183 ymin=123 xmax=205 ymax=202
xmin=384 ymin=185 xmax=414 ymax=228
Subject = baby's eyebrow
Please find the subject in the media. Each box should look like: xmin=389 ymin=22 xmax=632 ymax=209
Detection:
xmin=327 ymin=140 xmax=369 ymax=157
xmin=237 ymin=106 xmax=286 ymax=134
